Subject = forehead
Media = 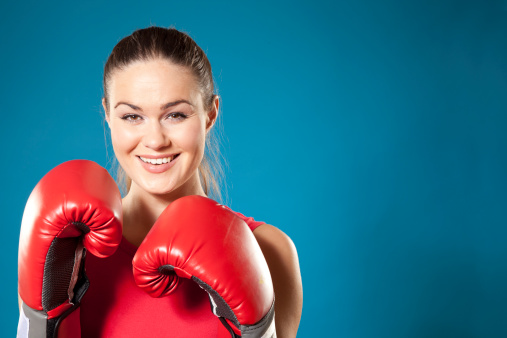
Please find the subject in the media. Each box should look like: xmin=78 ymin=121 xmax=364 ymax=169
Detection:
xmin=108 ymin=59 xmax=201 ymax=105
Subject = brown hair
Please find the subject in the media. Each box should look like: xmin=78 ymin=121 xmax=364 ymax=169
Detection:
xmin=103 ymin=26 xmax=224 ymax=201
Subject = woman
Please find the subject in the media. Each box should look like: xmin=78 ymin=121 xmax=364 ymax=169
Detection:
xmin=80 ymin=27 xmax=303 ymax=337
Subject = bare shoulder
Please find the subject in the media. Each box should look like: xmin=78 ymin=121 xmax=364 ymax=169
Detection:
xmin=253 ymin=224 xmax=303 ymax=338
xmin=253 ymin=224 xmax=298 ymax=258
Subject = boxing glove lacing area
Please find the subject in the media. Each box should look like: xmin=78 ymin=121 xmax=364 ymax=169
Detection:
xmin=192 ymin=277 xmax=238 ymax=324
xmin=42 ymin=222 xmax=91 ymax=337
xmin=192 ymin=276 xmax=276 ymax=338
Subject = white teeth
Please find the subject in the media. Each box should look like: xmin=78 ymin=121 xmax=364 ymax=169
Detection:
xmin=139 ymin=156 xmax=175 ymax=165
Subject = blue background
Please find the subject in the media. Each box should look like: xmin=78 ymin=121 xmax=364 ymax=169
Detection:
xmin=2 ymin=0 xmax=507 ymax=336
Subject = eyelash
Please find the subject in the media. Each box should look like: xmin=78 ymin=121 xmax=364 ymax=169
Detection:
xmin=120 ymin=114 xmax=141 ymax=123
xmin=166 ymin=112 xmax=188 ymax=121
xmin=120 ymin=112 xmax=188 ymax=123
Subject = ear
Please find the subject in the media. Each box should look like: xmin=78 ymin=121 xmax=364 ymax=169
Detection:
xmin=102 ymin=98 xmax=110 ymax=125
xmin=206 ymin=95 xmax=219 ymax=132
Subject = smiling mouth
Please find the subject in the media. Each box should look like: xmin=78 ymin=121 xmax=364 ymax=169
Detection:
xmin=138 ymin=154 xmax=180 ymax=165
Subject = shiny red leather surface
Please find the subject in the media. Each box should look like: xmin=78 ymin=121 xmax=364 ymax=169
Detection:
xmin=133 ymin=195 xmax=274 ymax=326
xmin=18 ymin=160 xmax=123 ymax=311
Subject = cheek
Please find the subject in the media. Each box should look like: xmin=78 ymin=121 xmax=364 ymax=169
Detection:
xmin=172 ymin=121 xmax=206 ymax=156
xmin=110 ymin=124 xmax=138 ymax=157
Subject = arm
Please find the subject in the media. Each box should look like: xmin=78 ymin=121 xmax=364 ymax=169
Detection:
xmin=253 ymin=225 xmax=303 ymax=338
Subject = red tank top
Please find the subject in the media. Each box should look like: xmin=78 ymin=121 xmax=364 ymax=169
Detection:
xmin=80 ymin=210 xmax=264 ymax=338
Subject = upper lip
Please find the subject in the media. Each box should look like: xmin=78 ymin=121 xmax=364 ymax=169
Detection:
xmin=137 ymin=154 xmax=179 ymax=159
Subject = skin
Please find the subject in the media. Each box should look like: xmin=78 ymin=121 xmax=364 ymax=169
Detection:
xmin=104 ymin=58 xmax=303 ymax=337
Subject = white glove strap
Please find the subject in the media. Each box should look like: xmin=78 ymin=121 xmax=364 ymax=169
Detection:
xmin=16 ymin=304 xmax=29 ymax=338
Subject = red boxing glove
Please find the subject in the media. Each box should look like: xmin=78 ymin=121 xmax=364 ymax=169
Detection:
xmin=18 ymin=160 xmax=123 ymax=338
xmin=132 ymin=196 xmax=275 ymax=337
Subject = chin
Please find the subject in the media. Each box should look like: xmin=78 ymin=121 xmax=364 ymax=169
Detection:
xmin=140 ymin=180 xmax=177 ymax=196
xmin=126 ymin=162 xmax=199 ymax=197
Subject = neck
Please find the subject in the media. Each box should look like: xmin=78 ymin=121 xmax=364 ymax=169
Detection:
xmin=121 ymin=172 xmax=206 ymax=246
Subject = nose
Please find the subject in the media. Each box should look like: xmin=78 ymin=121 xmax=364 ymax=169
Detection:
xmin=141 ymin=121 xmax=170 ymax=150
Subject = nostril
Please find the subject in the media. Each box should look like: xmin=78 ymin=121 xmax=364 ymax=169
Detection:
xmin=141 ymin=125 xmax=170 ymax=150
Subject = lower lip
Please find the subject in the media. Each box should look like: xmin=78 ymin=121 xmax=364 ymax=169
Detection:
xmin=137 ymin=155 xmax=179 ymax=173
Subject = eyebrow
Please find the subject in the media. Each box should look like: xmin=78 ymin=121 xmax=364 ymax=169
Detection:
xmin=114 ymin=100 xmax=193 ymax=110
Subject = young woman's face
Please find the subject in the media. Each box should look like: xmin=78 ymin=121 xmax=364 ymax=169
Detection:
xmin=105 ymin=59 xmax=215 ymax=196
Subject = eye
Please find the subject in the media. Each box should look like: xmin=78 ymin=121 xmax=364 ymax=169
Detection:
xmin=166 ymin=112 xmax=188 ymax=121
xmin=121 ymin=114 xmax=143 ymax=123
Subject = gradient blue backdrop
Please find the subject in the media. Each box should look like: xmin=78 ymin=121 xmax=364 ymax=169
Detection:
xmin=2 ymin=0 xmax=507 ymax=337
